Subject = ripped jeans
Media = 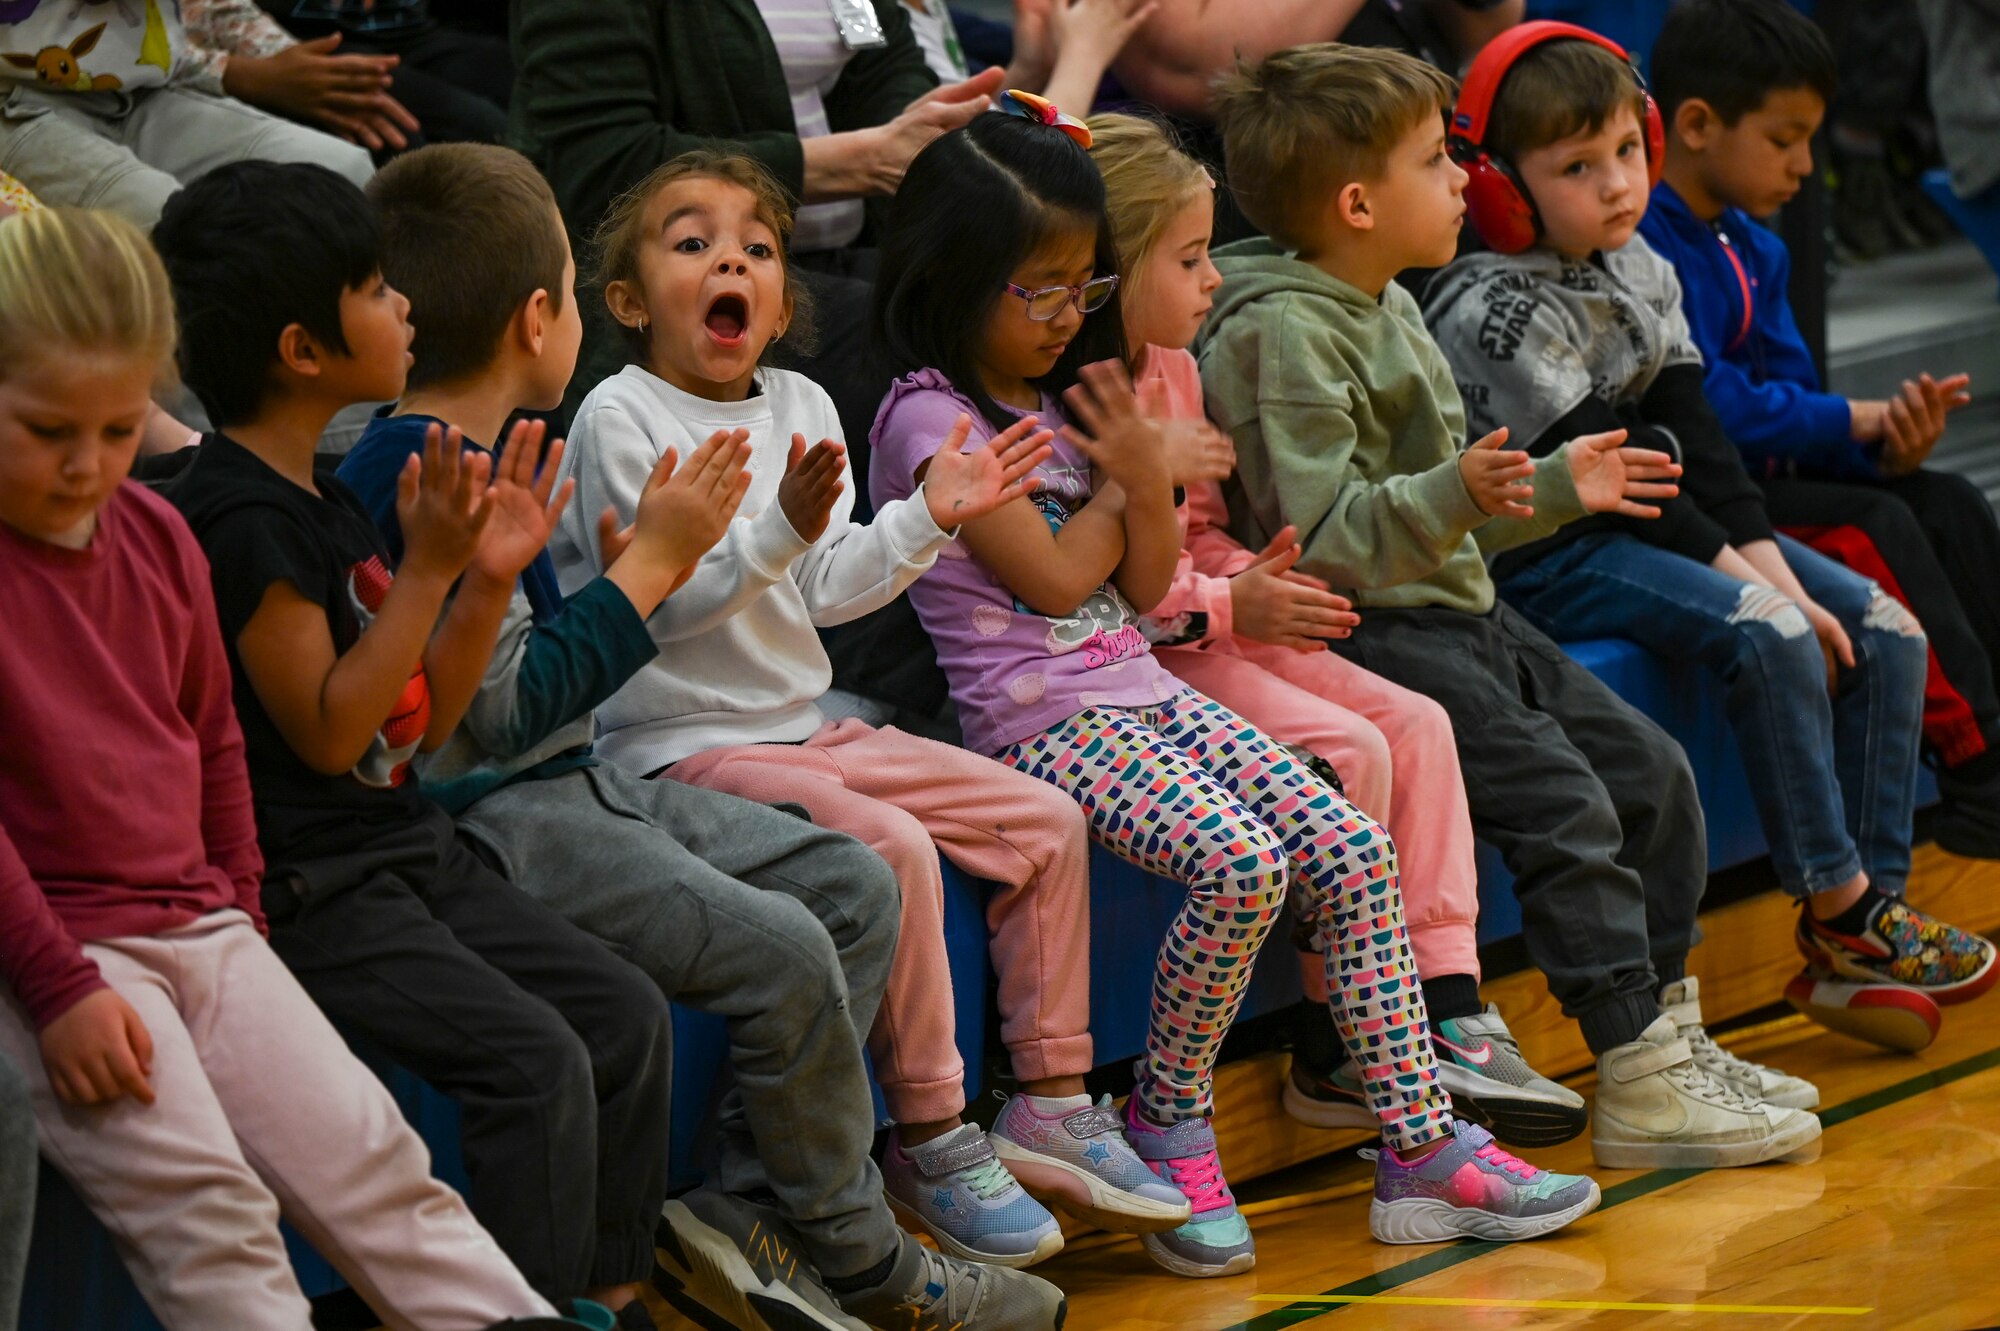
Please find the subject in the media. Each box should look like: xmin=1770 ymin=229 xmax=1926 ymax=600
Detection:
xmin=1500 ymin=533 xmax=1928 ymax=900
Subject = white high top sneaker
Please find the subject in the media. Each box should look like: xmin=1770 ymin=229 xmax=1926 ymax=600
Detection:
xmin=1591 ymin=1015 xmax=1822 ymax=1169
xmin=1660 ymin=977 xmax=1820 ymax=1110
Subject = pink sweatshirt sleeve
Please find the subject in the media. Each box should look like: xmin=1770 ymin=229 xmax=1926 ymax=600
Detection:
xmin=1146 ymin=497 xmax=1240 ymax=642
xmin=0 ymin=821 xmax=106 ymax=1030
xmin=176 ymin=526 xmax=267 ymax=932
xmin=1185 ymin=481 xmax=1259 ymax=580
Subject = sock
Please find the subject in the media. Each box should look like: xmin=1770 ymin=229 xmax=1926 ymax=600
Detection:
xmin=1818 ymin=883 xmax=1891 ymax=937
xmin=1022 ymin=1092 xmax=1091 ymax=1113
xmin=824 ymin=1248 xmax=899 ymax=1295
xmin=1293 ymin=998 xmax=1344 ymax=1075
xmin=1421 ymin=973 xmax=1481 ymax=1022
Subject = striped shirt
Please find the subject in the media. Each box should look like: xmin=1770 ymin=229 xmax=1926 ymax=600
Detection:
xmin=754 ymin=0 xmax=866 ymax=252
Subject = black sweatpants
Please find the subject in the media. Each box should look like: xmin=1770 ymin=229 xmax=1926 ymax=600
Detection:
xmin=262 ymin=805 xmax=674 ymax=1300
xmin=1331 ymin=602 xmax=1709 ymax=1054
xmin=1762 ymin=468 xmax=2000 ymax=772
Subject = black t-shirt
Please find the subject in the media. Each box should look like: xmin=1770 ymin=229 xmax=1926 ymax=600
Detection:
xmin=169 ymin=433 xmax=428 ymax=868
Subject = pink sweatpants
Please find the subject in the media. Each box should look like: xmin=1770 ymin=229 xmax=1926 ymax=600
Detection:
xmin=1155 ymin=639 xmax=1482 ymax=989
xmin=667 ymin=720 xmax=1094 ymax=1123
xmin=0 ymin=911 xmax=551 ymax=1331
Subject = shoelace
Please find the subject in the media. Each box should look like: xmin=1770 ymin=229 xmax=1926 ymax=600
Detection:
xmin=960 ymin=1155 xmax=1019 ymax=1203
xmin=905 ymin=1244 xmax=978 ymax=1323
xmin=1471 ymin=1140 xmax=1540 ymax=1180
xmin=1165 ymin=1148 xmax=1233 ymax=1214
xmin=1671 ymin=1057 xmax=1762 ymax=1110
xmin=1684 ymin=1024 xmax=1773 ymax=1084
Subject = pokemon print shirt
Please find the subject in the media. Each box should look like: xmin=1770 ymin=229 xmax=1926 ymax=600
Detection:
xmin=2 ymin=0 xmax=183 ymax=96
xmin=169 ymin=433 xmax=430 ymax=869
xmin=869 ymin=369 xmax=1181 ymax=756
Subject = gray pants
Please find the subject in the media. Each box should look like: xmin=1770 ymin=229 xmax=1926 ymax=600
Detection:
xmin=0 ymin=1051 xmax=33 ymax=1331
xmin=1332 ymin=602 xmax=1708 ymax=1054
xmin=0 ymin=82 xmax=372 ymax=230
xmin=458 ymin=764 xmax=902 ymax=1280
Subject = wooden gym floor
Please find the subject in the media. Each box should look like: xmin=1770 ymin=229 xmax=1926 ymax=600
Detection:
xmin=645 ymin=847 xmax=2000 ymax=1331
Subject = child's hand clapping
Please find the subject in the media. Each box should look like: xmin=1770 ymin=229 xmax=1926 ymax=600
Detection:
xmin=40 ymin=988 xmax=155 ymax=1107
xmin=396 ymin=423 xmax=495 ymax=581
xmin=922 ymin=414 xmax=1055 ymax=529
xmin=777 ymin=435 xmax=848 ymax=543
xmin=1853 ymin=372 xmax=1972 ymax=476
xmin=598 ymin=427 xmax=754 ymax=596
xmin=469 ymin=420 xmax=574 ymax=587
xmin=1161 ymin=416 xmax=1236 ymax=488
xmin=1458 ymin=427 xmax=1536 ymax=519
xmin=1563 ymin=429 xmax=1682 ymax=518
xmin=1228 ymin=525 xmax=1361 ymax=650
xmin=1061 ymin=360 xmax=1166 ymax=493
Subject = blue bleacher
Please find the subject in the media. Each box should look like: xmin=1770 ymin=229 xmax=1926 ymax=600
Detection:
xmin=28 ymin=631 xmax=1928 ymax=1331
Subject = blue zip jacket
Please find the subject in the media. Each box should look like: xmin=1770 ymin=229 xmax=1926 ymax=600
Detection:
xmin=1639 ymin=182 xmax=1874 ymax=480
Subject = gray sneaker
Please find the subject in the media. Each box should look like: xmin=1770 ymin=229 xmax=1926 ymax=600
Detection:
xmin=881 ymin=1124 xmax=1063 ymax=1267
xmin=652 ymin=1190 xmax=870 ymax=1331
xmin=989 ymin=1093 xmax=1190 ymax=1233
xmin=1432 ymin=1005 xmax=1591 ymax=1146
xmin=1660 ymin=978 xmax=1820 ymax=1110
xmin=832 ymin=1232 xmax=1068 ymax=1331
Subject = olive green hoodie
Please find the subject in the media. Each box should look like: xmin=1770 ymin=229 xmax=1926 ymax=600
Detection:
xmin=1195 ymin=239 xmax=1585 ymax=614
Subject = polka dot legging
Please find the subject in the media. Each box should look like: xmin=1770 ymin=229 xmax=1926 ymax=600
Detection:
xmin=999 ymin=689 xmax=1453 ymax=1153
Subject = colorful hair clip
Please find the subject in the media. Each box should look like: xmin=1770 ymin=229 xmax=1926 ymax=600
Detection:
xmin=996 ymin=89 xmax=1093 ymax=148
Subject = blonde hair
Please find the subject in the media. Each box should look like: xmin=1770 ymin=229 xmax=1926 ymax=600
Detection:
xmin=591 ymin=150 xmax=814 ymax=360
xmin=1086 ymin=113 xmax=1212 ymax=300
xmin=1211 ymin=43 xmax=1457 ymax=250
xmin=0 ymin=207 xmax=176 ymax=384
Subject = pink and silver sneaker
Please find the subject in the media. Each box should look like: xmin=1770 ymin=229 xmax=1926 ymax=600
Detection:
xmin=1369 ymin=1119 xmax=1600 ymax=1245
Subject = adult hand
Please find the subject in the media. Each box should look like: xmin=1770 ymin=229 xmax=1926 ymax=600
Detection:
xmin=40 ymin=989 xmax=155 ymax=1108
xmin=862 ymin=66 xmax=1006 ymax=194
xmin=1229 ymin=526 xmax=1359 ymax=649
xmin=221 ymin=34 xmax=421 ymax=152
xmin=1049 ymin=0 xmax=1160 ymax=71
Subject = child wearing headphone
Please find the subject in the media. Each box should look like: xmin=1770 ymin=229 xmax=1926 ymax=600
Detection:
xmin=1200 ymin=41 xmax=1828 ymax=1175
xmin=1422 ymin=24 xmax=1996 ymax=1067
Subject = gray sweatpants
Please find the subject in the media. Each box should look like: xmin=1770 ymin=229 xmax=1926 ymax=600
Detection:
xmin=1 ymin=1051 xmax=37 ymax=1331
xmin=458 ymin=764 xmax=903 ymax=1281
xmin=0 ymin=82 xmax=372 ymax=230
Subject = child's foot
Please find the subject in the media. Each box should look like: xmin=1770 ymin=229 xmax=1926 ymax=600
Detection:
xmin=652 ymin=1190 xmax=870 ymax=1331
xmin=1432 ymin=1005 xmax=1591 ymax=1146
xmin=1659 ymin=977 xmax=1819 ymax=1110
xmin=1795 ymin=896 xmax=1998 ymax=1003
xmin=831 ymin=1232 xmax=1067 ymax=1331
xmin=1368 ymin=1119 xmax=1600 ymax=1244
xmin=1591 ymin=1016 xmax=1822 ymax=1170
xmin=882 ymin=1125 xmax=1063 ymax=1268
xmin=1280 ymin=1051 xmax=1377 ymax=1131
xmin=1785 ymin=967 xmax=1943 ymax=1052
xmin=1121 ymin=1097 xmax=1256 ymax=1278
xmin=989 ymin=1093 xmax=1191 ymax=1234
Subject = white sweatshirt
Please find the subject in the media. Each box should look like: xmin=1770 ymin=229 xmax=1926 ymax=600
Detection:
xmin=550 ymin=364 xmax=950 ymax=772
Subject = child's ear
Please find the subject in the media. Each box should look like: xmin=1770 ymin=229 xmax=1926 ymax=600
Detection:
xmin=1335 ymin=180 xmax=1374 ymax=233
xmin=520 ymin=288 xmax=550 ymax=357
xmin=274 ymin=323 xmax=323 ymax=380
xmin=1671 ymin=97 xmax=1721 ymax=153
xmin=777 ymin=288 xmax=796 ymax=341
xmin=604 ymin=279 xmax=648 ymax=332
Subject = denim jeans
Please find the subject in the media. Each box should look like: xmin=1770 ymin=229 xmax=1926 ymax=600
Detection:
xmin=1500 ymin=533 xmax=1928 ymax=899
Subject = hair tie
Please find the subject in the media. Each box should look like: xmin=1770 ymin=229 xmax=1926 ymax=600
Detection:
xmin=997 ymin=89 xmax=1093 ymax=148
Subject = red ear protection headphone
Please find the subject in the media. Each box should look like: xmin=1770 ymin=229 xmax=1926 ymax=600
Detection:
xmin=1449 ymin=20 xmax=1665 ymax=255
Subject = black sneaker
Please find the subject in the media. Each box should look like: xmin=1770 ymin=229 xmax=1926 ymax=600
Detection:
xmin=653 ymin=1190 xmax=870 ymax=1331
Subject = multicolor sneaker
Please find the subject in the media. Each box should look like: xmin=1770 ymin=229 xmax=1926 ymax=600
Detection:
xmin=1280 ymin=1051 xmax=1376 ymax=1131
xmin=1368 ymin=1119 xmax=1600 ymax=1244
xmin=989 ymin=1093 xmax=1191 ymax=1233
xmin=882 ymin=1124 xmax=1063 ymax=1268
xmin=1121 ymin=1097 xmax=1256 ymax=1278
xmin=1795 ymin=896 xmax=1998 ymax=1003
xmin=1432 ymin=1006 xmax=1590 ymax=1147
xmin=652 ymin=1190 xmax=869 ymax=1331
xmin=1785 ymin=967 xmax=1942 ymax=1053
xmin=831 ymin=1231 xmax=1067 ymax=1331
xmin=1659 ymin=977 xmax=1819 ymax=1111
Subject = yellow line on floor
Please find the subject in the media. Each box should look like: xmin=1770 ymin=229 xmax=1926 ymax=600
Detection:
xmin=1248 ymin=1294 xmax=1873 ymax=1315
